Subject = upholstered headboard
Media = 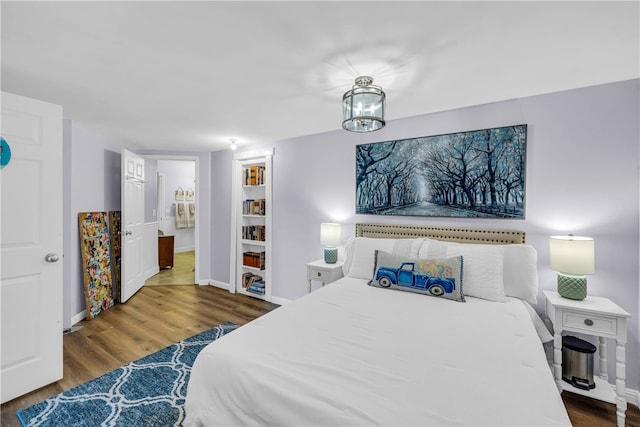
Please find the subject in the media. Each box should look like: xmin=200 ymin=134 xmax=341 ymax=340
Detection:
xmin=355 ymin=223 xmax=525 ymax=244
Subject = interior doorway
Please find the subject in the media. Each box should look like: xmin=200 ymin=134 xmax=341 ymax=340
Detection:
xmin=144 ymin=250 xmax=195 ymax=286
xmin=142 ymin=156 xmax=199 ymax=286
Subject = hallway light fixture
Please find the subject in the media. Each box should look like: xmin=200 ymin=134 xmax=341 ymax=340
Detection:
xmin=342 ymin=76 xmax=385 ymax=132
xmin=229 ymin=138 xmax=238 ymax=150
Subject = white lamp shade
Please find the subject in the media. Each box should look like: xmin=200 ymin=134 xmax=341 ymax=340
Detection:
xmin=320 ymin=223 xmax=341 ymax=247
xmin=549 ymin=235 xmax=595 ymax=275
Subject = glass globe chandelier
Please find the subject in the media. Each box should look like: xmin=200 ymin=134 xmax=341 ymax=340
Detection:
xmin=342 ymin=76 xmax=385 ymax=132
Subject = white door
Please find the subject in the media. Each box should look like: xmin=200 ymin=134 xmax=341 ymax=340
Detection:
xmin=1 ymin=92 xmax=63 ymax=403
xmin=121 ymin=149 xmax=145 ymax=302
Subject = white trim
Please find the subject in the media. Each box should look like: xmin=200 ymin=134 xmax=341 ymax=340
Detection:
xmin=597 ymin=381 xmax=640 ymax=410
xmin=627 ymin=387 xmax=640 ymax=409
xmin=271 ymin=296 xmax=291 ymax=305
xmin=71 ymin=310 xmax=86 ymax=326
xmin=174 ymin=245 xmax=196 ymax=253
xmin=207 ymin=280 xmax=231 ymax=291
xmin=233 ymin=147 xmax=275 ymax=161
xmin=141 ymin=154 xmax=200 ymax=285
xmin=145 ymin=266 xmax=160 ymax=281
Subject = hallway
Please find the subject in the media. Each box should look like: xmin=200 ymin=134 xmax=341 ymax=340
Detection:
xmin=145 ymin=250 xmax=195 ymax=286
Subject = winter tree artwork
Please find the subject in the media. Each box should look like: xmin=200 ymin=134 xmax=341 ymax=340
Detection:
xmin=356 ymin=124 xmax=527 ymax=218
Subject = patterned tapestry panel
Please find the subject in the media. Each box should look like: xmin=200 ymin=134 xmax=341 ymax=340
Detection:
xmin=78 ymin=212 xmax=115 ymax=320
xmin=109 ymin=211 xmax=122 ymax=302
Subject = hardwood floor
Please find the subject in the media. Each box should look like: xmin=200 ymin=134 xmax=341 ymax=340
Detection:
xmin=144 ymin=250 xmax=196 ymax=286
xmin=2 ymin=284 xmax=639 ymax=426
xmin=0 ymin=285 xmax=279 ymax=426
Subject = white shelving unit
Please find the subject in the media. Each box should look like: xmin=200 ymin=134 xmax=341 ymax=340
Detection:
xmin=230 ymin=150 xmax=273 ymax=301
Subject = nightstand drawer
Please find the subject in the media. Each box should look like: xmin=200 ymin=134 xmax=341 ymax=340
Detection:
xmin=305 ymin=260 xmax=344 ymax=287
xmin=308 ymin=268 xmax=330 ymax=281
xmin=563 ymin=311 xmax=617 ymax=336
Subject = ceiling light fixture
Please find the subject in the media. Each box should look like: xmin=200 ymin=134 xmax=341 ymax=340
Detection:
xmin=229 ymin=138 xmax=238 ymax=150
xmin=342 ymin=76 xmax=385 ymax=132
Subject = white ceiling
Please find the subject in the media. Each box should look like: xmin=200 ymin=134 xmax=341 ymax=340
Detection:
xmin=2 ymin=1 xmax=638 ymax=152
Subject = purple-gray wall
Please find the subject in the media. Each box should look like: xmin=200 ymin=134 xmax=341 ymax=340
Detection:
xmin=63 ymin=121 xmax=123 ymax=329
xmin=211 ymin=79 xmax=639 ymax=394
xmin=210 ymin=149 xmax=234 ymax=286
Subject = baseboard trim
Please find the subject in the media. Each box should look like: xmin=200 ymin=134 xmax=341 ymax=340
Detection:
xmin=627 ymin=387 xmax=640 ymax=409
xmin=207 ymin=280 xmax=230 ymax=291
xmin=70 ymin=310 xmax=86 ymax=326
xmin=201 ymin=280 xmax=291 ymax=305
xmin=144 ymin=266 xmax=159 ymax=282
xmin=175 ymin=246 xmax=195 ymax=253
xmin=271 ymin=296 xmax=291 ymax=305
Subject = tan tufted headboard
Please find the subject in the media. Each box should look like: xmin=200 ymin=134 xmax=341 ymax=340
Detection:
xmin=355 ymin=223 xmax=525 ymax=244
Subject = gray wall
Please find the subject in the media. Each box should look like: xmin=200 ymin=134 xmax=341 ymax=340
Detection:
xmin=63 ymin=121 xmax=124 ymax=329
xmin=211 ymin=79 xmax=640 ymax=393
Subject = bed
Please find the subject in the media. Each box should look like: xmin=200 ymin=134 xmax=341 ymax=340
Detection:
xmin=185 ymin=224 xmax=571 ymax=426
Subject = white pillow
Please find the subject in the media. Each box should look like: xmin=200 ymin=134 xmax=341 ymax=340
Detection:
xmin=502 ymin=244 xmax=538 ymax=304
xmin=343 ymin=237 xmax=424 ymax=279
xmin=419 ymin=239 xmax=506 ymax=302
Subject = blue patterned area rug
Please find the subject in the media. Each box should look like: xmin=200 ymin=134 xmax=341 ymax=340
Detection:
xmin=17 ymin=322 xmax=238 ymax=427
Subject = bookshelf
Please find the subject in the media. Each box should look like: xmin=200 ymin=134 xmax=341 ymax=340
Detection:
xmin=230 ymin=151 xmax=273 ymax=301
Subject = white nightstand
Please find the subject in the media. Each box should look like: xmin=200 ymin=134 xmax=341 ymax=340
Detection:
xmin=306 ymin=259 xmax=344 ymax=292
xmin=543 ymin=290 xmax=630 ymax=427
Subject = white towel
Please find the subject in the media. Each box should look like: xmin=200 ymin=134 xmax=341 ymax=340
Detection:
xmin=187 ymin=202 xmax=196 ymax=228
xmin=175 ymin=203 xmax=188 ymax=229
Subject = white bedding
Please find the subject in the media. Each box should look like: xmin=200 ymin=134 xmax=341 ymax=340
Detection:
xmin=185 ymin=277 xmax=570 ymax=426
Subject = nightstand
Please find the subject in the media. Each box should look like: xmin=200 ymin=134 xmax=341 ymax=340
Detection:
xmin=543 ymin=290 xmax=630 ymax=427
xmin=306 ymin=259 xmax=344 ymax=292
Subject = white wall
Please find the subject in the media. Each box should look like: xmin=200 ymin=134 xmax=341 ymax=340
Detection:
xmin=210 ymin=79 xmax=640 ymax=396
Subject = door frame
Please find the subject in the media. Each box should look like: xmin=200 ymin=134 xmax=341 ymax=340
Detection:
xmin=141 ymin=155 xmax=200 ymax=283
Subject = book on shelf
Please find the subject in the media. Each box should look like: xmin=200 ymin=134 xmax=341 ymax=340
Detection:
xmin=242 ymin=199 xmax=266 ymax=216
xmin=243 ymin=165 xmax=266 ymax=186
xmin=242 ymin=251 xmax=265 ymax=269
xmin=241 ymin=272 xmax=264 ymax=289
xmin=246 ymin=282 xmax=265 ymax=295
xmin=242 ymin=225 xmax=266 ymax=241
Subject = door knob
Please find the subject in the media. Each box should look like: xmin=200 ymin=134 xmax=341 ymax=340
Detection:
xmin=45 ymin=253 xmax=60 ymax=263
xmin=125 ymin=231 xmax=132 ymax=236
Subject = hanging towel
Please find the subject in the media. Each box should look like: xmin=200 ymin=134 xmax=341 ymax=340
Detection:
xmin=175 ymin=202 xmax=188 ymax=229
xmin=187 ymin=202 xmax=196 ymax=228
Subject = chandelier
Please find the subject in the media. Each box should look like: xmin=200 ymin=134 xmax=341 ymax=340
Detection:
xmin=342 ymin=76 xmax=385 ymax=132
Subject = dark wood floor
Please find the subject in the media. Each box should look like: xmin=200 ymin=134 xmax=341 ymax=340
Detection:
xmin=2 ymin=285 xmax=639 ymax=426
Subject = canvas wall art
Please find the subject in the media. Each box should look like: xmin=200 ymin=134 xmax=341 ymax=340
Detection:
xmin=108 ymin=210 xmax=121 ymax=302
xmin=356 ymin=124 xmax=527 ymax=218
xmin=78 ymin=212 xmax=115 ymax=319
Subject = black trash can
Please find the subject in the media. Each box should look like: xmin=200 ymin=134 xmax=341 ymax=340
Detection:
xmin=562 ymin=335 xmax=596 ymax=390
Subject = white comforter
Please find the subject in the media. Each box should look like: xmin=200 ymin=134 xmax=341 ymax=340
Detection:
xmin=185 ymin=277 xmax=571 ymax=426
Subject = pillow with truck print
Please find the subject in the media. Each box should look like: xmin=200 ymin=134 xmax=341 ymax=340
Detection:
xmin=368 ymin=250 xmax=465 ymax=302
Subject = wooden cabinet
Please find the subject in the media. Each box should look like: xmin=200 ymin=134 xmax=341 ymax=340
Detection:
xmin=158 ymin=235 xmax=174 ymax=269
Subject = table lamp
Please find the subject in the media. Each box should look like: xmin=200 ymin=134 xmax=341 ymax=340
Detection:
xmin=320 ymin=223 xmax=341 ymax=264
xmin=549 ymin=235 xmax=595 ymax=300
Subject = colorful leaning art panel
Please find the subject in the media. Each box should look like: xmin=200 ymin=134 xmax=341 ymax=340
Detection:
xmin=108 ymin=211 xmax=122 ymax=302
xmin=78 ymin=212 xmax=115 ymax=319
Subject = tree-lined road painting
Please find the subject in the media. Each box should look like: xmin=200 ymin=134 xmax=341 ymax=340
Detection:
xmin=356 ymin=125 xmax=527 ymax=218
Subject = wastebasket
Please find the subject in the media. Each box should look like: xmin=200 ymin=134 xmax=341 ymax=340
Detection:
xmin=562 ymin=335 xmax=596 ymax=390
